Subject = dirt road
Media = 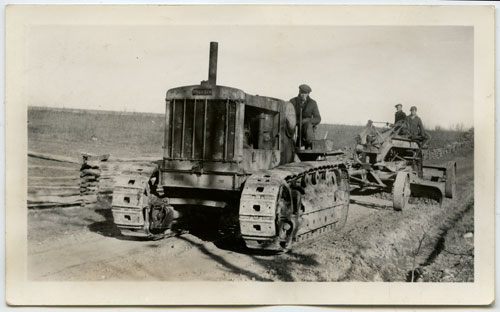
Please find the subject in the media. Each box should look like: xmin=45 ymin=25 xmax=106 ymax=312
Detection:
xmin=28 ymin=153 xmax=473 ymax=282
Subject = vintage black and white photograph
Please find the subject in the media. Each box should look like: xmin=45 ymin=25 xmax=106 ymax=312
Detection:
xmin=5 ymin=5 xmax=494 ymax=306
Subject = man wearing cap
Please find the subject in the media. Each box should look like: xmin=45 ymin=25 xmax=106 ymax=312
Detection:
xmin=406 ymin=106 xmax=430 ymax=148
xmin=406 ymin=106 xmax=431 ymax=178
xmin=290 ymin=84 xmax=321 ymax=149
xmin=394 ymin=104 xmax=406 ymax=124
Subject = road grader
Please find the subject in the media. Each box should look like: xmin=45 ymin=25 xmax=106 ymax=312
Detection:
xmin=347 ymin=120 xmax=456 ymax=210
xmin=110 ymin=42 xmax=455 ymax=252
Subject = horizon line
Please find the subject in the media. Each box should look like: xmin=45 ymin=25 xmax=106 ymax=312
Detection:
xmin=27 ymin=105 xmax=472 ymax=131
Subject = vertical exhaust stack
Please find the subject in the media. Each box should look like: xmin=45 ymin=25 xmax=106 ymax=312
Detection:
xmin=208 ymin=42 xmax=218 ymax=86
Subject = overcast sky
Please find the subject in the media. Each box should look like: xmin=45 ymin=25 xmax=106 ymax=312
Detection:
xmin=26 ymin=25 xmax=473 ymax=129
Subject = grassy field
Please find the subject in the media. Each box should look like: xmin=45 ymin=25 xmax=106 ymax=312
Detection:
xmin=28 ymin=107 xmax=469 ymax=158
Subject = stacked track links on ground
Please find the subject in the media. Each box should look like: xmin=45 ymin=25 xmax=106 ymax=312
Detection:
xmin=80 ymin=164 xmax=100 ymax=199
xmin=239 ymin=160 xmax=350 ymax=251
xmin=79 ymin=153 xmax=112 ymax=206
xmin=110 ymin=162 xmax=161 ymax=237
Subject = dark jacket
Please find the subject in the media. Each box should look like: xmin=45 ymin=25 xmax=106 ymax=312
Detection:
xmin=406 ymin=115 xmax=426 ymax=137
xmin=290 ymin=96 xmax=321 ymax=125
xmin=395 ymin=111 xmax=406 ymax=124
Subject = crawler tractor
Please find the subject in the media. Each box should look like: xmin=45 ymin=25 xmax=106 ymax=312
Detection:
xmin=111 ymin=42 xmax=350 ymax=251
xmin=348 ymin=120 xmax=456 ymax=210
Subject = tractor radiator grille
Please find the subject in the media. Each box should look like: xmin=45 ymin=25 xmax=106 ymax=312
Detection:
xmin=165 ymin=99 xmax=237 ymax=161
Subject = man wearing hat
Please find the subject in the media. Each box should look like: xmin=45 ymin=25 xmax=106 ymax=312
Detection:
xmin=394 ymin=103 xmax=406 ymax=124
xmin=406 ymin=106 xmax=430 ymax=148
xmin=290 ymin=84 xmax=321 ymax=149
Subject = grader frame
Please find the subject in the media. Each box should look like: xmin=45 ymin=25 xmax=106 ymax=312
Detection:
xmin=347 ymin=121 xmax=456 ymax=210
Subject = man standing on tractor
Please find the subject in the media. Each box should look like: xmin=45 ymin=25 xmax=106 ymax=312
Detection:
xmin=290 ymin=84 xmax=321 ymax=149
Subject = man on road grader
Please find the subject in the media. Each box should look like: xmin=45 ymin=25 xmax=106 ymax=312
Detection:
xmin=394 ymin=103 xmax=407 ymax=124
xmin=290 ymin=84 xmax=321 ymax=149
xmin=389 ymin=103 xmax=408 ymax=135
xmin=406 ymin=106 xmax=430 ymax=149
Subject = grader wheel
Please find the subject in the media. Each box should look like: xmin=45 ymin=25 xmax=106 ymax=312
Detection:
xmin=393 ymin=172 xmax=411 ymax=211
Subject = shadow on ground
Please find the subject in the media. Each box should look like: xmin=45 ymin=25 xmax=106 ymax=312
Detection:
xmin=86 ymin=205 xmax=325 ymax=281
xmin=86 ymin=208 xmax=119 ymax=237
xmin=350 ymin=199 xmax=392 ymax=210
xmin=178 ymin=234 xmax=321 ymax=281
xmin=350 ymin=187 xmax=391 ymax=196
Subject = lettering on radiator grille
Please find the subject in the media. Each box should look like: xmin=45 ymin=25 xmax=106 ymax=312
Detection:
xmin=192 ymin=88 xmax=212 ymax=95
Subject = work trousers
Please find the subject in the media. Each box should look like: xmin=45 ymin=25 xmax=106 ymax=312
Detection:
xmin=298 ymin=121 xmax=316 ymax=149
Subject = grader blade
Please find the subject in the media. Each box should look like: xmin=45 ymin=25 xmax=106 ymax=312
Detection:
xmin=422 ymin=160 xmax=456 ymax=199
xmin=409 ymin=177 xmax=445 ymax=205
